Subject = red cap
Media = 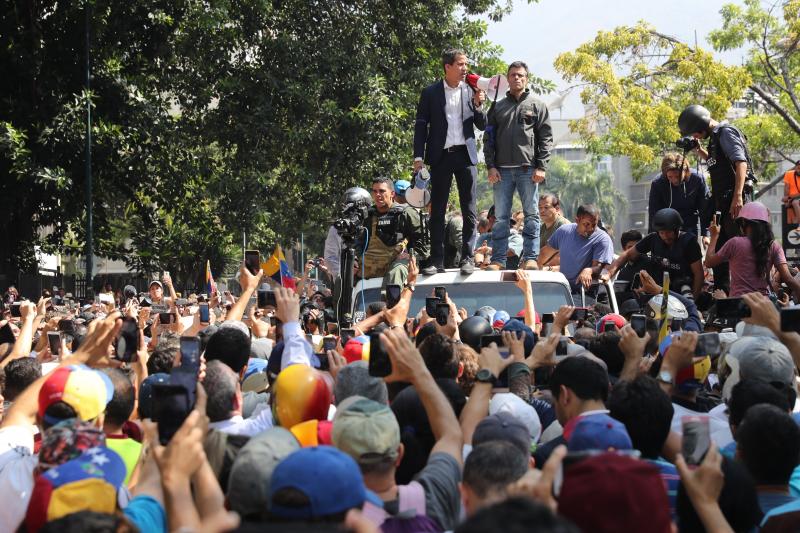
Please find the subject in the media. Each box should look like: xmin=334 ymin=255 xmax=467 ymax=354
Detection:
xmin=559 ymin=453 xmax=671 ymax=533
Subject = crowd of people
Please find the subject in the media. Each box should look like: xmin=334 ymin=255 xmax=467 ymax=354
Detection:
xmin=2 ymin=48 xmax=800 ymax=533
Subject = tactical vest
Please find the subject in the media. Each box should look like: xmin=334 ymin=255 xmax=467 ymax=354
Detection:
xmin=706 ymin=125 xmax=739 ymax=208
xmin=361 ymin=206 xmax=406 ymax=279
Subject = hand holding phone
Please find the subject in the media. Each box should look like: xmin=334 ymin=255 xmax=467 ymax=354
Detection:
xmin=630 ymin=314 xmax=647 ymax=338
xmin=47 ymin=331 xmax=62 ymax=357
xmin=386 ymin=284 xmax=402 ymax=309
xmin=368 ymin=332 xmax=392 ymax=377
xmin=434 ymin=286 xmax=447 ymax=301
xmin=425 ymin=297 xmax=441 ymax=317
xmin=115 ymin=317 xmax=139 ymax=363
xmin=199 ymin=303 xmax=210 ymax=323
xmin=681 ymin=415 xmax=711 ymax=465
xmin=435 ymin=303 xmax=450 ymax=326
xmin=244 ymin=250 xmax=261 ymax=276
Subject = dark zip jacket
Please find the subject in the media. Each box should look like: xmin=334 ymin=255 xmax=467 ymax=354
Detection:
xmin=648 ymin=171 xmax=710 ymax=237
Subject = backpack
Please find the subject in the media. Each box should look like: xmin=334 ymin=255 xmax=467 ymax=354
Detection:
xmin=361 ymin=481 xmax=443 ymax=533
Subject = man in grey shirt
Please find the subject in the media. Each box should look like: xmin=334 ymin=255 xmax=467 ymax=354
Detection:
xmin=484 ymin=60 xmax=552 ymax=271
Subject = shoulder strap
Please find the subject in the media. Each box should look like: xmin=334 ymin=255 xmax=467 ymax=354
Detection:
xmin=398 ymin=481 xmax=427 ymax=516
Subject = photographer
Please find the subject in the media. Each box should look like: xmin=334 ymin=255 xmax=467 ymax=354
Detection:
xmin=355 ymin=177 xmax=429 ymax=288
xmin=648 ymin=153 xmax=710 ymax=241
xmin=678 ymin=104 xmax=753 ymax=292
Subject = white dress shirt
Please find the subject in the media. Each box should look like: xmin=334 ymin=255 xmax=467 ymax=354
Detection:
xmin=443 ymin=80 xmax=466 ymax=149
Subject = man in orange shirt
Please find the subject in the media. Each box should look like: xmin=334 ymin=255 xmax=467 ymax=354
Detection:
xmin=782 ymin=159 xmax=800 ymax=226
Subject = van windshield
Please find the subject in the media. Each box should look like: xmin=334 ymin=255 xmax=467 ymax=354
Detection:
xmin=353 ymin=281 xmax=574 ymax=317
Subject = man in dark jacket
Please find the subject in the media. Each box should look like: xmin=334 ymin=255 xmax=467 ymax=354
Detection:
xmin=648 ymin=153 xmax=710 ymax=242
xmin=413 ymin=48 xmax=487 ymax=276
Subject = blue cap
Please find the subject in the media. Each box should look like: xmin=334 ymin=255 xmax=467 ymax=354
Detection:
xmin=501 ymin=319 xmax=536 ymax=356
xmin=394 ymin=180 xmax=411 ymax=196
xmin=567 ymin=414 xmax=633 ymax=452
xmin=269 ymin=446 xmax=383 ymax=519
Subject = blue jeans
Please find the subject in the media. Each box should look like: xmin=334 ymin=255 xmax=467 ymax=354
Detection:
xmin=490 ymin=167 xmax=540 ymax=266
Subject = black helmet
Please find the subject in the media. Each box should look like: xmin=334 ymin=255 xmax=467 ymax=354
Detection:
xmin=678 ymin=104 xmax=712 ymax=136
xmin=458 ymin=315 xmax=493 ymax=352
xmin=340 ymin=187 xmax=372 ymax=210
xmin=652 ymin=208 xmax=683 ymax=232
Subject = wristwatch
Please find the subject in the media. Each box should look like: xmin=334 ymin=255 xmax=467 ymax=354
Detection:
xmin=475 ymin=368 xmax=498 ymax=385
xmin=656 ymin=370 xmax=674 ymax=386
xmin=404 ymin=284 xmax=416 ymax=292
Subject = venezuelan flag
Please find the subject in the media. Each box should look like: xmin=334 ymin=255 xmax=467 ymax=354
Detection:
xmin=205 ymin=260 xmax=217 ymax=295
xmin=263 ymin=245 xmax=296 ymax=289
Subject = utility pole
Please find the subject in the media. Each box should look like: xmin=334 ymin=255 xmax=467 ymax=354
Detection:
xmin=84 ymin=3 xmax=93 ymax=293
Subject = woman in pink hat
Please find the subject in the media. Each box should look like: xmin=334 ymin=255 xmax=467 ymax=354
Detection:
xmin=705 ymin=201 xmax=800 ymax=300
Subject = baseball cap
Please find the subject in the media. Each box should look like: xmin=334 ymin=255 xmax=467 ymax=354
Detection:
xmin=26 ymin=447 xmax=126 ymax=532
xmin=38 ymin=419 xmax=106 ymax=473
xmin=268 ymin=446 xmax=383 ymax=519
xmin=138 ymin=373 xmax=170 ymax=420
xmin=492 ymin=310 xmax=511 ymax=329
xmin=334 ymin=361 xmax=388 ymax=406
xmin=38 ymin=365 xmax=114 ymax=426
xmin=149 ymin=280 xmax=163 ymax=289
xmin=226 ymin=427 xmax=300 ymax=517
xmin=243 ymin=358 xmax=269 ymax=393
xmin=567 ymin=414 xmax=633 ymax=452
xmin=596 ymin=313 xmax=626 ymax=333
xmin=738 ymin=336 xmax=795 ymax=386
xmin=559 ymin=453 xmax=671 ymax=533
xmin=394 ymin=179 xmax=411 ymax=196
xmin=473 ymin=412 xmax=531 ymax=456
xmin=332 ymin=396 xmax=400 ymax=464
xmin=342 ymin=337 xmax=369 ymax=364
xmin=489 ymin=393 xmax=542 ymax=443
xmin=501 ymin=319 xmax=536 ymax=357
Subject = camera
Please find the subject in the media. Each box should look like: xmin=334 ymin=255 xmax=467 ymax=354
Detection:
xmin=334 ymin=187 xmax=372 ymax=243
xmin=675 ymin=136 xmax=699 ymax=151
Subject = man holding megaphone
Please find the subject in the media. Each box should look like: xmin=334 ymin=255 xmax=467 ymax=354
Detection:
xmin=413 ymin=48 xmax=487 ymax=276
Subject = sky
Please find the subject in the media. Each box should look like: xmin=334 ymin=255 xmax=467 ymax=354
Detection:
xmin=484 ymin=0 xmax=747 ymax=118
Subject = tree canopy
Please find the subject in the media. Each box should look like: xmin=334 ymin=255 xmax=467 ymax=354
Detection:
xmin=554 ymin=0 xmax=800 ymax=180
xmin=1 ymin=0 xmax=533 ymax=286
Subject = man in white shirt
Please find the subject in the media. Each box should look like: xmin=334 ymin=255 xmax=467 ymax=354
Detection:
xmin=205 ymin=360 xmax=274 ymax=437
xmin=413 ymin=48 xmax=486 ymax=276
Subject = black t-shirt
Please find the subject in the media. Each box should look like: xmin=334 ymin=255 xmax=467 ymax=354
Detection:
xmin=635 ymin=232 xmax=702 ymax=284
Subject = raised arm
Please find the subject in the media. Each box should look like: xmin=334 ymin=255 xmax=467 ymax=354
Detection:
xmin=382 ymin=328 xmax=463 ymax=465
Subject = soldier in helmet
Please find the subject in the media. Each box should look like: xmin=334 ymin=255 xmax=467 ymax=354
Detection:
xmin=678 ymin=104 xmax=754 ymax=292
xmin=353 ymin=177 xmax=429 ymax=288
xmin=603 ymin=208 xmax=704 ymax=299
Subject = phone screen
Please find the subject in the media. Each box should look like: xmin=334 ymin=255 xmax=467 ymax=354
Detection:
xmin=434 ymin=286 xmax=447 ymax=301
xmin=425 ymin=297 xmax=441 ymax=317
xmin=480 ymin=334 xmax=510 ymax=358
xmin=257 ymin=289 xmax=276 ymax=309
xmin=695 ymin=332 xmax=721 ymax=357
xmin=179 ymin=336 xmax=201 ymax=375
xmin=368 ymin=331 xmax=392 ymax=377
xmin=386 ymin=284 xmax=402 ymax=309
xmin=245 ymin=250 xmax=261 ymax=276
xmin=556 ymin=337 xmax=569 ymax=356
xmin=152 ymin=384 xmax=192 ymax=445
xmin=541 ymin=313 xmax=555 ymax=324
xmin=681 ymin=415 xmax=711 ymax=465
xmin=340 ymin=328 xmax=356 ymax=346
xmin=435 ymin=303 xmax=450 ymax=326
xmin=781 ymin=307 xmax=800 ymax=333
xmin=159 ymin=312 xmax=174 ymax=325
xmin=630 ymin=314 xmax=647 ymax=338
xmin=199 ymin=303 xmax=210 ymax=323
xmin=570 ymin=307 xmax=589 ymax=321
xmin=47 ymin=331 xmax=61 ymax=356
xmin=10 ymin=303 xmax=21 ymax=318
xmin=115 ymin=317 xmax=139 ymax=363
xmin=322 ymin=336 xmax=337 ymax=353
